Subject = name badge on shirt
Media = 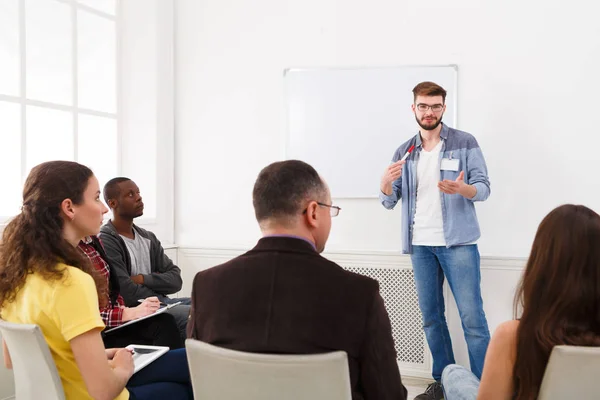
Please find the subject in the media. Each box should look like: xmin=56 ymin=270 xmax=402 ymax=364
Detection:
xmin=440 ymin=158 xmax=460 ymax=171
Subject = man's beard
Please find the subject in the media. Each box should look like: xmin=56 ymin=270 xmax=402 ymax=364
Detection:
xmin=415 ymin=114 xmax=443 ymax=131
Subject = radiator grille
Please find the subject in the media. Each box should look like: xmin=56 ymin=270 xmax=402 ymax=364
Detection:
xmin=344 ymin=266 xmax=424 ymax=365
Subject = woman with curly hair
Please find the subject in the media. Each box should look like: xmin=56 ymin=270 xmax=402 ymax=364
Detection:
xmin=0 ymin=161 xmax=192 ymax=400
xmin=442 ymin=204 xmax=600 ymax=399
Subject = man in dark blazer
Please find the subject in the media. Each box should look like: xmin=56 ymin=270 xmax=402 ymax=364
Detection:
xmin=188 ymin=160 xmax=408 ymax=400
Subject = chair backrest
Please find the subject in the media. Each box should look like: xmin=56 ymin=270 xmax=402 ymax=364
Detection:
xmin=538 ymin=345 xmax=600 ymax=400
xmin=0 ymin=331 xmax=15 ymax=400
xmin=0 ymin=320 xmax=65 ymax=400
xmin=185 ymin=339 xmax=352 ymax=400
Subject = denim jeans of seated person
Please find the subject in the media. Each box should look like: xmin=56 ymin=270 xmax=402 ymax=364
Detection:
xmin=162 ymin=297 xmax=192 ymax=340
xmin=162 ymin=297 xmax=191 ymax=306
xmin=410 ymin=245 xmax=490 ymax=381
xmin=127 ymin=348 xmax=193 ymax=400
xmin=103 ymin=313 xmax=184 ymax=349
xmin=441 ymin=364 xmax=479 ymax=400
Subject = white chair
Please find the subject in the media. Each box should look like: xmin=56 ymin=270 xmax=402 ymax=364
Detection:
xmin=538 ymin=345 xmax=600 ymax=400
xmin=0 ymin=331 xmax=15 ymax=400
xmin=0 ymin=320 xmax=65 ymax=400
xmin=185 ymin=339 xmax=352 ymax=400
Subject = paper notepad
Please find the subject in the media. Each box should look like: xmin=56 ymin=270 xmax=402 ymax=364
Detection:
xmin=104 ymin=301 xmax=182 ymax=333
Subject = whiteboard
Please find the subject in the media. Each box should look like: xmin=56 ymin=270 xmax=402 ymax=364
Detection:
xmin=285 ymin=66 xmax=457 ymax=198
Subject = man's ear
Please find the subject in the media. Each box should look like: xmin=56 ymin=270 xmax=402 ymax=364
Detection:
xmin=60 ymin=198 xmax=75 ymax=221
xmin=108 ymin=199 xmax=118 ymax=210
xmin=304 ymin=201 xmax=319 ymax=228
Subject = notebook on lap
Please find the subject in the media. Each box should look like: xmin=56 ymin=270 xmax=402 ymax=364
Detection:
xmin=104 ymin=302 xmax=182 ymax=334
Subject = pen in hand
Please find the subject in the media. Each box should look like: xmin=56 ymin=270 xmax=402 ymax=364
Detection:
xmin=137 ymin=299 xmax=167 ymax=306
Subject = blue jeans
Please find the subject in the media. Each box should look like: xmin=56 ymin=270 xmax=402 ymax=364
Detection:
xmin=127 ymin=348 xmax=193 ymax=400
xmin=162 ymin=297 xmax=191 ymax=340
xmin=162 ymin=297 xmax=192 ymax=306
xmin=441 ymin=364 xmax=479 ymax=400
xmin=411 ymin=245 xmax=490 ymax=381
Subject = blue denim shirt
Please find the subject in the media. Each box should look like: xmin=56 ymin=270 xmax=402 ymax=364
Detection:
xmin=379 ymin=124 xmax=490 ymax=254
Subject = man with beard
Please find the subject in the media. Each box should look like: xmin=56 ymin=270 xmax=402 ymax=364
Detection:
xmin=379 ymin=82 xmax=491 ymax=400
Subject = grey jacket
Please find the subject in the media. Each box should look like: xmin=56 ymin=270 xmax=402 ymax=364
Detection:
xmin=99 ymin=221 xmax=183 ymax=306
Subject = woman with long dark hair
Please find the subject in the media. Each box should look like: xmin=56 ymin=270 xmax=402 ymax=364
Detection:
xmin=442 ymin=204 xmax=600 ymax=399
xmin=0 ymin=161 xmax=192 ymax=400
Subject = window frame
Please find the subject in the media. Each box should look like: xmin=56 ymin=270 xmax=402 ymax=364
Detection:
xmin=0 ymin=0 xmax=120 ymax=223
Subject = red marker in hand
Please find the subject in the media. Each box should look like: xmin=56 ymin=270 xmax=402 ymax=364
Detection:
xmin=400 ymin=145 xmax=415 ymax=162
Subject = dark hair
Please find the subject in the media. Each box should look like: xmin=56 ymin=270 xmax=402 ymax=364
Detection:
xmin=412 ymin=81 xmax=447 ymax=103
xmin=0 ymin=161 xmax=107 ymax=310
xmin=512 ymin=204 xmax=600 ymax=399
xmin=252 ymin=160 xmax=327 ymax=225
xmin=103 ymin=177 xmax=131 ymax=205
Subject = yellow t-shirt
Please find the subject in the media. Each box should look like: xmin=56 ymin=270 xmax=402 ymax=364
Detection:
xmin=1 ymin=264 xmax=129 ymax=400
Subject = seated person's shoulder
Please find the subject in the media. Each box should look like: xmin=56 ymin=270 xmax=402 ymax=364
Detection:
xmin=46 ymin=264 xmax=97 ymax=300
xmin=319 ymin=257 xmax=380 ymax=293
xmin=190 ymin=261 xmax=227 ymax=287
xmin=25 ymin=263 xmax=91 ymax=295
xmin=63 ymin=265 xmax=97 ymax=289
xmin=492 ymin=320 xmax=519 ymax=345
xmin=134 ymin=225 xmax=157 ymax=241
xmin=193 ymin=253 xmax=380 ymax=297
xmin=496 ymin=320 xmax=519 ymax=334
xmin=59 ymin=263 xmax=93 ymax=283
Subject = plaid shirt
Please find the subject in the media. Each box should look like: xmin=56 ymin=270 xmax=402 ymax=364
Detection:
xmin=79 ymin=236 xmax=126 ymax=327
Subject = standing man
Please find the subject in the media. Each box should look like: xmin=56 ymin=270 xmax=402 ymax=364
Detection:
xmin=380 ymin=82 xmax=491 ymax=400
xmin=100 ymin=177 xmax=191 ymax=340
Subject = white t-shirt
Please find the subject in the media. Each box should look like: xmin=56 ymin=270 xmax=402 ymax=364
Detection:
xmin=412 ymin=141 xmax=446 ymax=246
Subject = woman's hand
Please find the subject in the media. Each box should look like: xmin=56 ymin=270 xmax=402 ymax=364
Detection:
xmin=121 ymin=297 xmax=161 ymax=321
xmin=105 ymin=348 xmax=120 ymax=360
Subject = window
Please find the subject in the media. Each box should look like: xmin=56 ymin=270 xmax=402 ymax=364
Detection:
xmin=0 ymin=0 xmax=118 ymax=220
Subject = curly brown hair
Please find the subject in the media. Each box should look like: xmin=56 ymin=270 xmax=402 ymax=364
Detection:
xmin=0 ymin=161 xmax=107 ymax=311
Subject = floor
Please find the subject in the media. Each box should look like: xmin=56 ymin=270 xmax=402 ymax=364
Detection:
xmin=404 ymin=376 xmax=434 ymax=399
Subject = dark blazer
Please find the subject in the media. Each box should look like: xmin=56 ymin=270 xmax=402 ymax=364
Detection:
xmin=188 ymin=237 xmax=407 ymax=400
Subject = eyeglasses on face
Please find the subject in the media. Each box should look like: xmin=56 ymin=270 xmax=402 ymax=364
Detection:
xmin=302 ymin=202 xmax=341 ymax=217
xmin=416 ymin=103 xmax=444 ymax=112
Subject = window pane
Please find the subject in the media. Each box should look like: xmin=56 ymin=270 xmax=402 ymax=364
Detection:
xmin=26 ymin=106 xmax=73 ymax=173
xmin=77 ymin=114 xmax=117 ymax=190
xmin=0 ymin=0 xmax=20 ymax=96
xmin=78 ymin=11 xmax=116 ymax=113
xmin=78 ymin=0 xmax=116 ymax=15
xmin=0 ymin=102 xmax=22 ymax=217
xmin=25 ymin=0 xmax=72 ymax=105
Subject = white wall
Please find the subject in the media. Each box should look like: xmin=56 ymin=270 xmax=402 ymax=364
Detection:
xmin=119 ymin=0 xmax=175 ymax=243
xmin=174 ymin=0 xmax=600 ymax=371
xmin=174 ymin=0 xmax=600 ymax=255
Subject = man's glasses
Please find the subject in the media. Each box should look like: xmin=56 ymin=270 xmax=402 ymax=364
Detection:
xmin=302 ymin=202 xmax=341 ymax=217
xmin=416 ymin=103 xmax=444 ymax=112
